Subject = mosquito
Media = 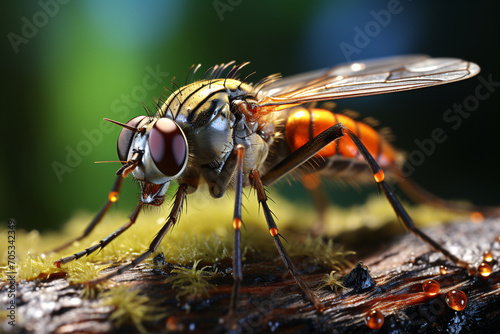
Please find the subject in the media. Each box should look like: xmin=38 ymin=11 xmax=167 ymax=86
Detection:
xmin=53 ymin=55 xmax=488 ymax=321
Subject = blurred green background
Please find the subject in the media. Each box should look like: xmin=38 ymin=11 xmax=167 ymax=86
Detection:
xmin=2 ymin=0 xmax=499 ymax=231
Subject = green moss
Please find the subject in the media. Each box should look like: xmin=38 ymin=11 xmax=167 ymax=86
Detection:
xmin=66 ymin=261 xmax=101 ymax=284
xmin=0 ymin=191 xmax=469 ymax=331
xmin=164 ymin=259 xmax=222 ymax=300
xmin=14 ymin=253 xmax=101 ymax=284
xmin=287 ymin=236 xmax=356 ymax=271
xmin=16 ymin=254 xmax=65 ymax=281
xmin=1 ymin=192 xmax=465 ymax=286
xmin=101 ymin=286 xmax=166 ymax=334
xmin=318 ymin=270 xmax=345 ymax=292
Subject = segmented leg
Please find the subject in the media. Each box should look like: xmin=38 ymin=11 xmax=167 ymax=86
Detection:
xmin=262 ymin=122 xmax=468 ymax=268
xmin=251 ymin=169 xmax=324 ymax=312
xmin=51 ymin=152 xmax=141 ymax=254
xmin=85 ymin=184 xmax=188 ymax=286
xmin=226 ymin=145 xmax=246 ymax=323
xmin=54 ymin=201 xmax=143 ymax=267
xmin=50 ymin=174 xmax=124 ymax=253
xmin=343 ymin=127 xmax=468 ymax=267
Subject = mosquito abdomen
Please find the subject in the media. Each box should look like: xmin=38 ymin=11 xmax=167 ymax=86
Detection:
xmin=284 ymin=107 xmax=399 ymax=179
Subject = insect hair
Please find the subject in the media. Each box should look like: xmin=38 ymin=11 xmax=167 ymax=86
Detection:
xmin=225 ymin=62 xmax=251 ymax=87
xmin=185 ymin=63 xmax=202 ymax=85
xmin=216 ymin=61 xmax=236 ymax=79
xmin=253 ymin=73 xmax=281 ymax=93
xmin=238 ymin=71 xmax=256 ymax=89
xmin=170 ymin=78 xmax=182 ymax=95
xmin=202 ymin=64 xmax=217 ymax=81
xmin=142 ymin=103 xmax=155 ymax=118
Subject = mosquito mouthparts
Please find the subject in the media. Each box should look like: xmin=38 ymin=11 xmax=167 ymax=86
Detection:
xmin=104 ymin=118 xmax=141 ymax=132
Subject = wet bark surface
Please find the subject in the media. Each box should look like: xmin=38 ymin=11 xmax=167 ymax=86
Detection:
xmin=2 ymin=219 xmax=500 ymax=334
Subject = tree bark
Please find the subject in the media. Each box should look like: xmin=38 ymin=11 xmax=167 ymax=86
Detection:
xmin=2 ymin=219 xmax=499 ymax=333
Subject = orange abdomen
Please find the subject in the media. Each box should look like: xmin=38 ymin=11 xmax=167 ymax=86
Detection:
xmin=285 ymin=107 xmax=396 ymax=167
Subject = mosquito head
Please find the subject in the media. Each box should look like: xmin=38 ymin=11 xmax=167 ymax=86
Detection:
xmin=109 ymin=116 xmax=189 ymax=205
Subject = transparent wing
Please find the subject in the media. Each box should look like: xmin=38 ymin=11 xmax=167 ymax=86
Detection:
xmin=255 ymin=55 xmax=480 ymax=108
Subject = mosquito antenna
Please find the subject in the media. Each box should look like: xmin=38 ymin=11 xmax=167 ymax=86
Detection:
xmin=116 ymin=161 xmax=132 ymax=176
xmin=104 ymin=118 xmax=141 ymax=132
xmin=95 ymin=160 xmax=127 ymax=164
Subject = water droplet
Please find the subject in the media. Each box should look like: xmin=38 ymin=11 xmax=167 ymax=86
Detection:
xmin=440 ymin=265 xmax=448 ymax=275
xmin=422 ymin=279 xmax=440 ymax=296
xmin=483 ymin=251 xmax=493 ymax=263
xmin=478 ymin=262 xmax=492 ymax=277
xmin=365 ymin=309 xmax=384 ymax=330
xmin=467 ymin=264 xmax=477 ymax=276
xmin=166 ymin=316 xmax=183 ymax=331
xmin=445 ymin=290 xmax=467 ymax=311
xmin=470 ymin=211 xmax=484 ymax=223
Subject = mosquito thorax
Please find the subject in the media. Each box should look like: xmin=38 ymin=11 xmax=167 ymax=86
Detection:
xmin=152 ymin=78 xmax=273 ymax=196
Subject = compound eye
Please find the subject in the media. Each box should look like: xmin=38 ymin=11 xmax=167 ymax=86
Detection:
xmin=117 ymin=116 xmax=146 ymax=163
xmin=149 ymin=118 xmax=188 ymax=177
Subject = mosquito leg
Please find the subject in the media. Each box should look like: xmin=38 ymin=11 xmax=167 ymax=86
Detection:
xmin=262 ymin=123 xmax=344 ymax=186
xmin=54 ymin=201 xmax=143 ymax=267
xmin=226 ymin=145 xmax=246 ymax=323
xmin=85 ymin=184 xmax=187 ymax=286
xmin=51 ymin=153 xmax=142 ymax=254
xmin=343 ymin=127 xmax=469 ymax=268
xmin=50 ymin=174 xmax=124 ymax=254
xmin=261 ymin=120 xmax=468 ymax=268
xmin=250 ymin=169 xmax=324 ymax=312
